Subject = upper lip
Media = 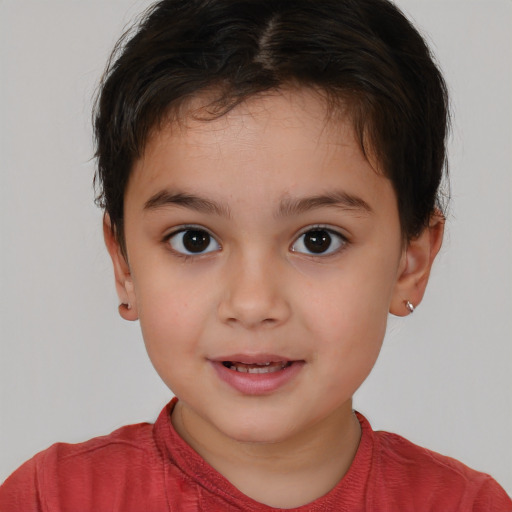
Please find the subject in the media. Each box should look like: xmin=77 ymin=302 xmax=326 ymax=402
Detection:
xmin=210 ymin=354 xmax=295 ymax=364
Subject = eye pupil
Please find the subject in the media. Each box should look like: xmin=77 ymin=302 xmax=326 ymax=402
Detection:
xmin=304 ymin=230 xmax=331 ymax=253
xmin=183 ymin=230 xmax=210 ymax=253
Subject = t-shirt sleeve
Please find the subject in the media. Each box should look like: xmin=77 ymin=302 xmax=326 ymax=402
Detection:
xmin=0 ymin=455 xmax=44 ymax=512
xmin=471 ymin=476 xmax=512 ymax=512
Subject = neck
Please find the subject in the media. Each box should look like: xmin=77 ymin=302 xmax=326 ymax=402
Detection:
xmin=171 ymin=401 xmax=361 ymax=508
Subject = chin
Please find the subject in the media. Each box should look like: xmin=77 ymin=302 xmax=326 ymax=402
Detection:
xmin=214 ymin=412 xmax=303 ymax=445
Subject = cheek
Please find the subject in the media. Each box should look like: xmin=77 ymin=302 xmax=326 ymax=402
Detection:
xmin=313 ymin=296 xmax=388 ymax=365
xmin=302 ymin=265 xmax=393 ymax=331
xmin=134 ymin=269 xmax=212 ymax=358
xmin=300 ymin=263 xmax=393 ymax=370
xmin=312 ymin=298 xmax=387 ymax=400
xmin=136 ymin=284 xmax=207 ymax=392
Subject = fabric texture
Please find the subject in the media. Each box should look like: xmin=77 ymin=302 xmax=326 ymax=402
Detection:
xmin=1 ymin=398 xmax=511 ymax=511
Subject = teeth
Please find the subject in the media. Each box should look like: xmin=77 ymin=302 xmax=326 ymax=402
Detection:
xmin=224 ymin=361 xmax=290 ymax=374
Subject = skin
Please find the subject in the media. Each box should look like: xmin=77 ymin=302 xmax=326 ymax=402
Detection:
xmin=105 ymin=88 xmax=444 ymax=508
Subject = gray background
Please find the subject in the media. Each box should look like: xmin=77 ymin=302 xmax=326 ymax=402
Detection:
xmin=1 ymin=0 xmax=511 ymax=495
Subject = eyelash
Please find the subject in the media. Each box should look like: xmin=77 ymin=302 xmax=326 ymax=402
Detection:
xmin=163 ymin=225 xmax=348 ymax=259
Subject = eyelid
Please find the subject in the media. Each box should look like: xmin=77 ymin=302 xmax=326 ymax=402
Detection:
xmin=163 ymin=223 xmax=216 ymax=239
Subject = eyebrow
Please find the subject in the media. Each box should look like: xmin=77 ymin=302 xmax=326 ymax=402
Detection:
xmin=276 ymin=191 xmax=373 ymax=217
xmin=143 ymin=189 xmax=373 ymax=218
xmin=144 ymin=191 xmax=231 ymax=217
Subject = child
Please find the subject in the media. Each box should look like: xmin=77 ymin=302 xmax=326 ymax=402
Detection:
xmin=1 ymin=0 xmax=511 ymax=510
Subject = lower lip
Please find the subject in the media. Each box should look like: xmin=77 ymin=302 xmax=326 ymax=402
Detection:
xmin=210 ymin=361 xmax=304 ymax=395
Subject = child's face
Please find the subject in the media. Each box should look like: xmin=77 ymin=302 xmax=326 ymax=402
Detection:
xmin=115 ymin=89 xmax=408 ymax=444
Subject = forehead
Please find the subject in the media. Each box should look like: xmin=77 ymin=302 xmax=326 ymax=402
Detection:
xmin=126 ymin=88 xmax=393 ymax=214
xmin=153 ymin=89 xmax=348 ymax=154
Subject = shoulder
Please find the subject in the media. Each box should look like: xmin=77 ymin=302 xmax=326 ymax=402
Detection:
xmin=369 ymin=424 xmax=512 ymax=511
xmin=41 ymin=420 xmax=157 ymax=478
xmin=0 ymin=420 xmax=164 ymax=512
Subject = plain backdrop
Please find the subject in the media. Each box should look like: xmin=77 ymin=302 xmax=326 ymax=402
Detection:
xmin=1 ymin=0 xmax=511 ymax=496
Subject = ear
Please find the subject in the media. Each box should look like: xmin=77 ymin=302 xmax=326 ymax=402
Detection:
xmin=390 ymin=212 xmax=445 ymax=316
xmin=103 ymin=214 xmax=138 ymax=321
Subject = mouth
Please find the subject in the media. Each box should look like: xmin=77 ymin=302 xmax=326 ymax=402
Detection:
xmin=210 ymin=355 xmax=304 ymax=394
xmin=221 ymin=361 xmax=293 ymax=374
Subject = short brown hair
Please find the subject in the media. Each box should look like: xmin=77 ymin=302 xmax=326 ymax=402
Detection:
xmin=94 ymin=0 xmax=449 ymax=250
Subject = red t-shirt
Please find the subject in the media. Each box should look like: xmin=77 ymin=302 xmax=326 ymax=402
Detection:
xmin=1 ymin=398 xmax=510 ymax=511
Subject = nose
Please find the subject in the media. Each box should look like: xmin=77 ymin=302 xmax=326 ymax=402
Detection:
xmin=218 ymin=251 xmax=291 ymax=329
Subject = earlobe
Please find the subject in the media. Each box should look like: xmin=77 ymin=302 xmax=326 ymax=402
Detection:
xmin=103 ymin=214 xmax=139 ymax=321
xmin=390 ymin=212 xmax=445 ymax=316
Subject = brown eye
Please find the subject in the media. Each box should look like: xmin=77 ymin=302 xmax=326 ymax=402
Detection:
xmin=168 ymin=228 xmax=220 ymax=255
xmin=291 ymin=228 xmax=345 ymax=255
xmin=304 ymin=230 xmax=331 ymax=253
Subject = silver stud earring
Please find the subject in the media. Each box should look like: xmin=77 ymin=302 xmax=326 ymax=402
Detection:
xmin=405 ymin=300 xmax=414 ymax=314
